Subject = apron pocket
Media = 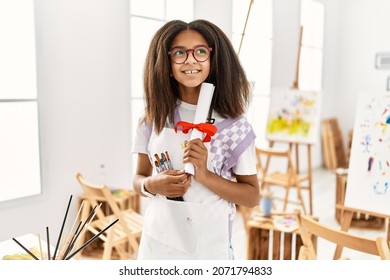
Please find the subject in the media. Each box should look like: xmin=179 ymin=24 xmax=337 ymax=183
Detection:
xmin=143 ymin=195 xmax=202 ymax=254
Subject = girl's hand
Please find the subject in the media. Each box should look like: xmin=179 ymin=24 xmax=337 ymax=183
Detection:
xmin=146 ymin=169 xmax=191 ymax=197
xmin=182 ymin=139 xmax=211 ymax=184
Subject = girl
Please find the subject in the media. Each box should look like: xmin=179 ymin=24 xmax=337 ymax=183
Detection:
xmin=132 ymin=19 xmax=260 ymax=259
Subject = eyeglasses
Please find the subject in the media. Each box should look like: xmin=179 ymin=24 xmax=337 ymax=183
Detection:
xmin=168 ymin=45 xmax=212 ymax=64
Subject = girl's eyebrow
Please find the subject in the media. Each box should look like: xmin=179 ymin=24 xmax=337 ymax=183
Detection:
xmin=169 ymin=45 xmax=184 ymax=50
xmin=170 ymin=44 xmax=209 ymax=49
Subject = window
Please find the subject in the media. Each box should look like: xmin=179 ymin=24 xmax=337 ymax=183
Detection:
xmin=299 ymin=0 xmax=324 ymax=91
xmin=129 ymin=1 xmax=194 ymax=172
xmin=0 ymin=0 xmax=41 ymax=202
xmin=232 ymin=0 xmax=273 ymax=146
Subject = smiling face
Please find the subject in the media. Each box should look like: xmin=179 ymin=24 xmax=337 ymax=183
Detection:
xmin=169 ymin=29 xmax=211 ymax=103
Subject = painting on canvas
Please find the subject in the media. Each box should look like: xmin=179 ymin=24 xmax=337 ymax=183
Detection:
xmin=344 ymin=92 xmax=390 ymax=216
xmin=266 ymin=89 xmax=321 ymax=144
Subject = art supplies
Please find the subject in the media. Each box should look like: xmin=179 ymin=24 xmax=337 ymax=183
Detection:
xmin=164 ymin=151 xmax=174 ymax=169
xmin=273 ymin=215 xmax=298 ymax=233
xmin=8 ymin=195 xmax=118 ymax=260
xmin=11 ymin=237 xmax=39 ymax=260
xmin=153 ymin=151 xmax=174 ymax=172
xmin=52 ymin=194 xmax=73 ymax=260
xmin=153 ymin=151 xmax=184 ymax=201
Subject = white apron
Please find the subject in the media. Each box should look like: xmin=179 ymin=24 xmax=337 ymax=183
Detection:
xmin=137 ymin=127 xmax=230 ymax=260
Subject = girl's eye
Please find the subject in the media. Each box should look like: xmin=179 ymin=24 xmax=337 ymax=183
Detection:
xmin=196 ymin=48 xmax=208 ymax=54
xmin=173 ymin=49 xmax=186 ymax=56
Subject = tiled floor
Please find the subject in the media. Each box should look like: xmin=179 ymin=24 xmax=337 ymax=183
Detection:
xmin=232 ymin=167 xmax=389 ymax=260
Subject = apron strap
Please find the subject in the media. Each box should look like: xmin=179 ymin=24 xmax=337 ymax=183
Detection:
xmin=173 ymin=106 xmax=181 ymax=128
xmin=215 ymin=116 xmax=242 ymax=130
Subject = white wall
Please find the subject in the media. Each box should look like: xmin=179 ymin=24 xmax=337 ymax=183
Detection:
xmin=329 ymin=0 xmax=390 ymax=144
xmin=272 ymin=0 xmax=301 ymax=88
xmin=0 ymin=0 xmax=131 ymax=241
xmin=194 ymin=0 xmax=233 ymax=37
xmin=316 ymin=0 xmax=341 ymax=119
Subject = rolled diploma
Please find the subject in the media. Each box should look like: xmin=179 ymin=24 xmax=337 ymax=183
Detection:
xmin=185 ymin=82 xmax=215 ymax=175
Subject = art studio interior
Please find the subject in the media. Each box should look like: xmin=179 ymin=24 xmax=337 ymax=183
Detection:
xmin=1 ymin=0 xmax=390 ymax=261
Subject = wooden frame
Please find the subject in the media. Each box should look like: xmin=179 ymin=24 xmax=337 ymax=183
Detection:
xmin=334 ymin=207 xmax=390 ymax=259
xmin=296 ymin=210 xmax=390 ymax=260
xmin=335 ymin=168 xmax=386 ymax=229
xmin=75 ymin=173 xmax=143 ymax=260
xmin=256 ymin=141 xmax=312 ymax=215
xmin=247 ymin=210 xmax=310 ymax=260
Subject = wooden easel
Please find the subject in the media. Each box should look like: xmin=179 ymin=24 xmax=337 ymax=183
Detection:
xmin=291 ymin=26 xmax=303 ymax=90
xmin=334 ymin=205 xmax=390 ymax=259
xmin=237 ymin=0 xmax=254 ymax=56
xmin=290 ymin=141 xmax=313 ymax=215
xmin=268 ymin=140 xmax=313 ymax=215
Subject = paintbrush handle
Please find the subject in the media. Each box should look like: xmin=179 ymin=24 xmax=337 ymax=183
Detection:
xmin=53 ymin=195 xmax=73 ymax=260
xmin=12 ymin=238 xmax=39 ymax=260
xmin=65 ymin=218 xmax=119 ymax=260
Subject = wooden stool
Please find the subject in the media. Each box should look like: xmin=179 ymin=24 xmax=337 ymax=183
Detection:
xmin=335 ymin=168 xmax=385 ymax=229
xmin=246 ymin=210 xmax=312 ymax=260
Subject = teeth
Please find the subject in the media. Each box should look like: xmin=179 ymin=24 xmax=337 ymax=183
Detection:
xmin=184 ymin=70 xmax=199 ymax=74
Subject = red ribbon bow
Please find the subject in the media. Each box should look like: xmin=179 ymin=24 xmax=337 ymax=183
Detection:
xmin=174 ymin=121 xmax=217 ymax=142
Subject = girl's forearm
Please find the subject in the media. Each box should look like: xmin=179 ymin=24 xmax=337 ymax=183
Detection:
xmin=199 ymin=171 xmax=260 ymax=207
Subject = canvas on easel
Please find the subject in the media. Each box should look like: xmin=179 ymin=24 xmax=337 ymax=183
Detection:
xmin=266 ymin=88 xmax=321 ymax=145
xmin=344 ymin=92 xmax=390 ymax=216
xmin=335 ymin=92 xmax=390 ymax=259
xmin=261 ymin=88 xmax=321 ymax=214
